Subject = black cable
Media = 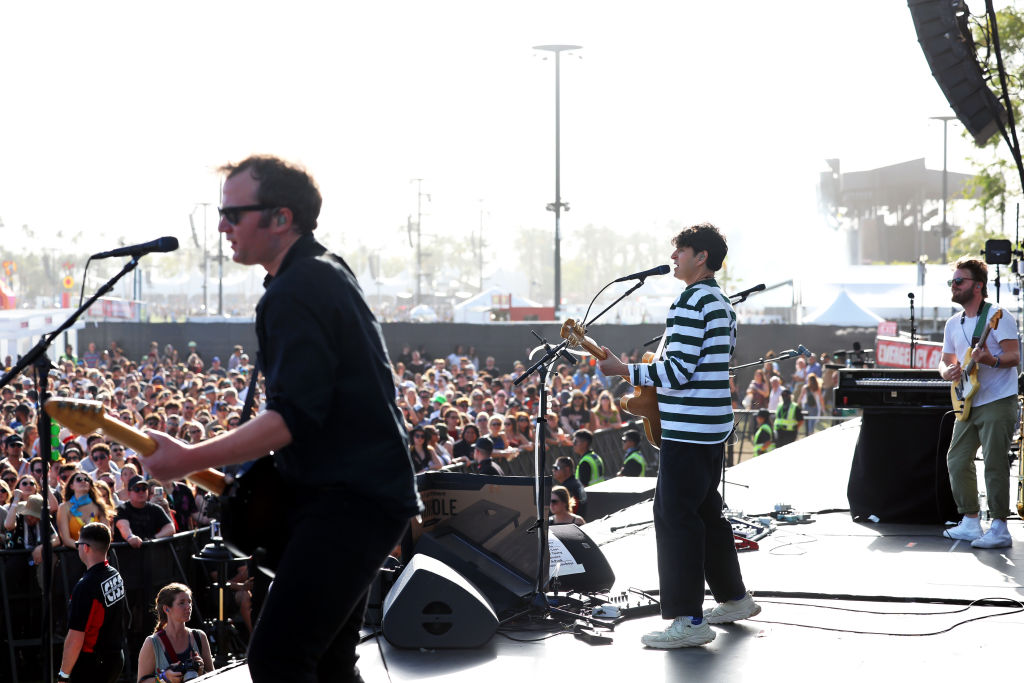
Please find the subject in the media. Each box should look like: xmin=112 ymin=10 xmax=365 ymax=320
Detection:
xmin=747 ymin=596 xmax=1023 ymax=637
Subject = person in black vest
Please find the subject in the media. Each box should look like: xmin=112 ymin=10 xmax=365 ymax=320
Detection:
xmin=144 ymin=155 xmax=421 ymax=683
xmin=58 ymin=522 xmax=126 ymax=683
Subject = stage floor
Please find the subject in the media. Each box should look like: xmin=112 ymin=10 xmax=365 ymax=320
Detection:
xmin=208 ymin=418 xmax=1024 ymax=682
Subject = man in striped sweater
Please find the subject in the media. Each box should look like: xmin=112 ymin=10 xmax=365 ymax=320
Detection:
xmin=598 ymin=223 xmax=760 ymax=648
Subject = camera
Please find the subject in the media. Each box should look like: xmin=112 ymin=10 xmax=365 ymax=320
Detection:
xmin=168 ymin=660 xmax=200 ymax=681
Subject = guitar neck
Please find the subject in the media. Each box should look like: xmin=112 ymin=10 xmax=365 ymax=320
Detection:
xmin=97 ymin=415 xmax=226 ymax=496
xmin=577 ymin=337 xmax=609 ymax=361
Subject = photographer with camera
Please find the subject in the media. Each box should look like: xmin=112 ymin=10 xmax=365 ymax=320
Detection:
xmin=137 ymin=583 xmax=213 ymax=683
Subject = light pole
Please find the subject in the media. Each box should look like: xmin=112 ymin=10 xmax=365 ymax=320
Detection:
xmin=534 ymin=44 xmax=581 ymax=316
xmin=930 ymin=115 xmax=957 ymax=263
xmin=188 ymin=203 xmax=212 ymax=316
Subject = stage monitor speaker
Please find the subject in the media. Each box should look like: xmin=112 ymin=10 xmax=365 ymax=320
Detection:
xmin=381 ymin=554 xmax=498 ymax=649
xmin=847 ymin=408 xmax=958 ymax=524
xmin=908 ymin=0 xmax=1007 ymax=145
xmin=548 ymin=524 xmax=615 ymax=593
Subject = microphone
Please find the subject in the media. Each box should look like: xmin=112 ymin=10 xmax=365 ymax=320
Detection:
xmin=796 ymin=344 xmax=812 ymax=357
xmin=613 ymin=264 xmax=671 ymax=283
xmin=91 ymin=237 xmax=179 ymax=260
xmin=908 ymin=292 xmax=915 ymax=300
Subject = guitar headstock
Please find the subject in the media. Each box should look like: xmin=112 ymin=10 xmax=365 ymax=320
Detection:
xmin=560 ymin=318 xmax=587 ymax=347
xmin=991 ymin=309 xmax=1003 ymax=328
xmin=44 ymin=398 xmax=107 ymax=435
xmin=559 ymin=318 xmax=608 ymax=360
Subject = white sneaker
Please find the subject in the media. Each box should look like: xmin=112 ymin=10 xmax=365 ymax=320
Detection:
xmin=971 ymin=519 xmax=1012 ymax=548
xmin=702 ymin=592 xmax=762 ymax=624
xmin=943 ymin=515 xmax=983 ymax=541
xmin=641 ymin=617 xmax=715 ymax=649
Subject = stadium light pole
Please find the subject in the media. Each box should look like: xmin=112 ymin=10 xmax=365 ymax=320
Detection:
xmin=930 ymin=115 xmax=957 ymax=263
xmin=534 ymin=44 xmax=581 ymax=317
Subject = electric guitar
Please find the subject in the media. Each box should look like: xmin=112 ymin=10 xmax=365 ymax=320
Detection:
xmin=950 ymin=308 xmax=1002 ymax=422
xmin=44 ymin=398 xmax=284 ymax=573
xmin=560 ymin=319 xmax=662 ymax=447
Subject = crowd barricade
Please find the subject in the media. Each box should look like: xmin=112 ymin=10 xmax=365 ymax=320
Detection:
xmin=1 ymin=527 xmax=213 ymax=683
xmin=492 ymin=420 xmax=660 ymax=478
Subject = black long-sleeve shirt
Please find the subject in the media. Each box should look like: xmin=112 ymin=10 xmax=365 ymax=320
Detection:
xmin=256 ymin=233 xmax=421 ymax=516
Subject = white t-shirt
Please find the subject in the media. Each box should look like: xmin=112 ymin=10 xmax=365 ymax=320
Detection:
xmin=942 ymin=304 xmax=1020 ymax=407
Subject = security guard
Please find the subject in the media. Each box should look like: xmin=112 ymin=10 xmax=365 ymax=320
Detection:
xmin=752 ymin=409 xmax=775 ymax=457
xmin=573 ymin=429 xmax=606 ymax=486
xmin=619 ymin=429 xmax=648 ymax=476
xmin=774 ymin=389 xmax=804 ymax=447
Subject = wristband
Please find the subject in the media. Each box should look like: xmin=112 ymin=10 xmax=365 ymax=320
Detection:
xmin=993 ymin=357 xmax=1000 ymax=369
xmin=58 ymin=671 xmax=70 ymax=681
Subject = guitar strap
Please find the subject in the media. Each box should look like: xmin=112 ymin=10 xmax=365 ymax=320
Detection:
xmin=971 ymin=302 xmax=992 ymax=345
xmin=239 ymin=360 xmax=260 ymax=426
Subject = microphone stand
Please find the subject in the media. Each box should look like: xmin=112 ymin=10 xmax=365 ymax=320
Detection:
xmin=0 ymin=255 xmax=141 ymax=683
xmin=513 ymin=332 xmax=574 ymax=599
xmin=908 ymin=293 xmax=916 ymax=369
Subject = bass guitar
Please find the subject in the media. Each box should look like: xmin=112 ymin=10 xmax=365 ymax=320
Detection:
xmin=44 ymin=398 xmax=284 ymax=574
xmin=950 ymin=308 xmax=1002 ymax=422
xmin=560 ymin=319 xmax=662 ymax=448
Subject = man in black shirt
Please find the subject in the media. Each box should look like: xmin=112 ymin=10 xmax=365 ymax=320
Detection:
xmin=113 ymin=476 xmax=174 ymax=546
xmin=145 ymin=155 xmax=421 ymax=683
xmin=472 ymin=437 xmax=504 ymax=475
xmin=58 ymin=522 xmax=126 ymax=683
xmin=552 ymin=455 xmax=587 ymax=517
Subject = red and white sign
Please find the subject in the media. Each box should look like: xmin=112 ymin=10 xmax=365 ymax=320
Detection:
xmin=875 ymin=335 xmax=944 ymax=369
xmin=877 ymin=321 xmax=898 ymax=337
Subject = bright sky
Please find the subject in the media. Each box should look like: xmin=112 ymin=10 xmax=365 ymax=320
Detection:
xmin=0 ymin=0 xmax=1009 ymax=304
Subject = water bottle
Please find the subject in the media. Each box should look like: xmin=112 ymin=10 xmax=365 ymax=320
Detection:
xmin=979 ymin=492 xmax=989 ymax=521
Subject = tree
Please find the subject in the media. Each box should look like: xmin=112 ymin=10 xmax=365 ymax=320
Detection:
xmin=964 ymin=5 xmax=1024 ymax=242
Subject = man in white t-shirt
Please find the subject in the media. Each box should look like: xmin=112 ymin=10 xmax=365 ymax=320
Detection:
xmin=938 ymin=258 xmax=1019 ymax=548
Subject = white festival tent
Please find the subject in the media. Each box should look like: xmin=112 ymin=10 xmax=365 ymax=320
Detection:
xmin=802 ymin=289 xmax=885 ymax=326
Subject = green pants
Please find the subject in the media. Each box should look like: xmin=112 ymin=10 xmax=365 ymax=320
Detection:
xmin=946 ymin=394 xmax=1016 ymax=519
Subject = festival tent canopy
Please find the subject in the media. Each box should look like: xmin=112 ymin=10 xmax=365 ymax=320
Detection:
xmin=802 ymin=289 xmax=884 ymax=326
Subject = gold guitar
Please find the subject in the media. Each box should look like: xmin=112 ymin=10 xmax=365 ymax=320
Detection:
xmin=44 ymin=398 xmax=225 ymax=494
xmin=45 ymin=398 xmax=288 ymax=571
xmin=560 ymin=319 xmax=662 ymax=448
xmin=950 ymin=308 xmax=1003 ymax=421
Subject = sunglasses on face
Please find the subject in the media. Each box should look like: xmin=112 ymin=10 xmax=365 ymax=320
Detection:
xmin=92 ymin=454 xmax=108 ymax=461
xmin=3 ymin=477 xmax=17 ymax=485
xmin=18 ymin=481 xmax=35 ymax=488
xmin=218 ymin=204 xmax=276 ymax=226
xmin=74 ymin=540 xmax=91 ymax=549
xmin=412 ymin=433 xmax=424 ymax=439
xmin=948 ymin=277 xmax=975 ymax=286
xmin=131 ymin=485 xmax=149 ymax=493
xmin=71 ymin=476 xmax=90 ymax=484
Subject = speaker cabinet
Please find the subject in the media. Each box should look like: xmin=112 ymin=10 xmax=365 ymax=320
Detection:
xmin=548 ymin=524 xmax=615 ymax=593
xmin=908 ymin=0 xmax=1007 ymax=145
xmin=381 ymin=554 xmax=498 ymax=649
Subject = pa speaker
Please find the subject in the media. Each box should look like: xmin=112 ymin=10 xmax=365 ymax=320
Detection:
xmin=381 ymin=554 xmax=498 ymax=649
xmin=908 ymin=0 xmax=1007 ymax=145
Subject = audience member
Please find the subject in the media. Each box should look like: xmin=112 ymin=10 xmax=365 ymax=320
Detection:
xmin=549 ymin=485 xmax=585 ymax=526
xmin=136 ymin=583 xmax=214 ymax=683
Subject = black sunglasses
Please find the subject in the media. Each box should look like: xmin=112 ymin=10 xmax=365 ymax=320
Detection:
xmin=131 ymin=485 xmax=150 ymax=493
xmin=947 ymin=277 xmax=975 ymax=286
xmin=218 ymin=204 xmax=276 ymax=226
xmin=71 ymin=476 xmax=90 ymax=484
xmin=92 ymin=454 xmax=109 ymax=461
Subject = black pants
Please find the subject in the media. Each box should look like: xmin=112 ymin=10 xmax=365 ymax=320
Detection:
xmin=775 ymin=429 xmax=798 ymax=447
xmin=71 ymin=650 xmax=124 ymax=683
xmin=246 ymin=490 xmax=409 ymax=683
xmin=653 ymin=439 xmax=746 ymax=619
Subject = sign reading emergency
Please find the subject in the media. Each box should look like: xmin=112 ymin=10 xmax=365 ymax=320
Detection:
xmin=875 ymin=335 xmax=944 ymax=369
